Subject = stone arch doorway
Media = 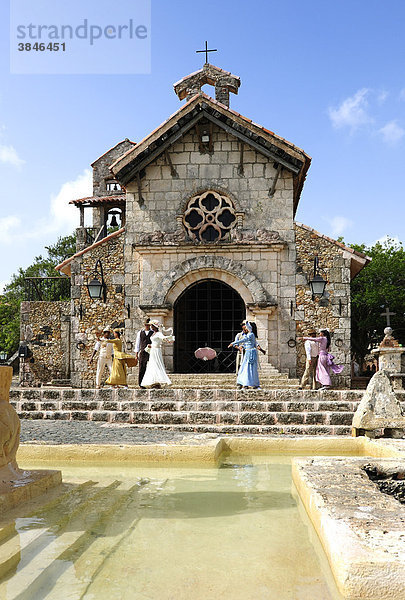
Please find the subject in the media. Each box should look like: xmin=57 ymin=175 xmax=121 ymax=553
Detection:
xmin=174 ymin=279 xmax=245 ymax=373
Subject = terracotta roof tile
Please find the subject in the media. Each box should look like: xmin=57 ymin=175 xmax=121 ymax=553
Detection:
xmin=111 ymin=92 xmax=311 ymax=175
xmin=198 ymin=92 xmax=311 ymax=158
xmin=69 ymin=195 xmax=125 ymax=206
xmin=110 ymin=92 xmax=311 ymax=215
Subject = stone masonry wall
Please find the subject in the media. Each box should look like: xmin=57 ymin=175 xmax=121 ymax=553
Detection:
xmin=70 ymin=231 xmax=126 ymax=388
xmin=20 ymin=301 xmax=70 ymax=385
xmin=91 ymin=139 xmax=134 ymax=230
xmin=92 ymin=139 xmax=134 ymax=197
xmin=295 ymin=224 xmax=351 ymax=388
xmin=124 ymin=125 xmax=295 ymax=241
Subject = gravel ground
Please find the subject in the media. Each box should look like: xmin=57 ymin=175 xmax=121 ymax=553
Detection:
xmin=20 ymin=420 xmax=220 ymax=445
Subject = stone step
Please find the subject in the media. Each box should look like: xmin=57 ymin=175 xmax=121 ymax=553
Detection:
xmin=14 ymin=399 xmax=361 ymax=413
xmin=0 ymin=525 xmax=49 ymax=580
xmin=166 ymin=374 xmax=301 ymax=389
xmin=41 ymin=480 xmax=161 ymax=600
xmin=10 ymin=387 xmax=368 ymax=403
xmin=43 ymin=379 xmax=72 ymax=387
xmin=14 ymin=386 xmax=405 ymax=436
xmin=0 ymin=480 xmax=137 ymax=599
xmin=15 ymin=409 xmax=356 ymax=428
xmin=168 ymin=379 xmax=294 ymax=385
xmin=170 ymin=372 xmax=291 ymax=379
xmin=162 ymin=384 xmax=301 ymax=389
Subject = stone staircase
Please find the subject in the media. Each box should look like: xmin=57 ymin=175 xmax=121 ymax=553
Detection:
xmin=9 ymin=386 xmax=393 ymax=435
xmin=0 ymin=477 xmax=160 ymax=597
xmin=166 ymin=363 xmax=300 ymax=389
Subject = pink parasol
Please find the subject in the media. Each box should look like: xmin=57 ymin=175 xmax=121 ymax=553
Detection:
xmin=194 ymin=347 xmax=217 ymax=361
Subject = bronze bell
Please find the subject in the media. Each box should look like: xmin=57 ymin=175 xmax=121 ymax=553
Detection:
xmin=109 ymin=214 xmax=119 ymax=227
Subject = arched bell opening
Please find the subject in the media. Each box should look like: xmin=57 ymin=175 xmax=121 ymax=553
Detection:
xmin=106 ymin=206 xmax=125 ymax=231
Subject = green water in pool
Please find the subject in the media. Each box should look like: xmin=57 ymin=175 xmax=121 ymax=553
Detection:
xmin=0 ymin=456 xmax=343 ymax=600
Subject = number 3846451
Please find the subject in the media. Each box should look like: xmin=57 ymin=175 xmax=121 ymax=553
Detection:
xmin=18 ymin=42 xmax=66 ymax=51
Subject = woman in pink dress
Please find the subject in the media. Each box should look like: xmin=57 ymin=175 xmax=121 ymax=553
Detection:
xmin=300 ymin=329 xmax=343 ymax=390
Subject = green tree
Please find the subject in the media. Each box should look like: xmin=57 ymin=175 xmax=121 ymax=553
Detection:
xmin=0 ymin=234 xmax=76 ymax=357
xmin=351 ymin=238 xmax=405 ymax=362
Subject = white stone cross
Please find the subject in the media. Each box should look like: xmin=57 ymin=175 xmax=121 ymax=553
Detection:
xmin=380 ymin=305 xmax=396 ymax=327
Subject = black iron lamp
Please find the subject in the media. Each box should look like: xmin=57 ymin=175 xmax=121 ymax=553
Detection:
xmin=309 ymin=257 xmax=327 ymax=300
xmin=86 ymin=259 xmax=107 ymax=302
xmin=0 ymin=350 xmax=7 ymax=363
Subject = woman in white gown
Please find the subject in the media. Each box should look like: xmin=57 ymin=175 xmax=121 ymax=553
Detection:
xmin=140 ymin=320 xmax=175 ymax=388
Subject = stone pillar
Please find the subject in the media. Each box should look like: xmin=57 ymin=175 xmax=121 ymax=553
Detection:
xmin=372 ymin=328 xmax=405 ymax=390
xmin=76 ymin=227 xmax=87 ymax=252
xmin=60 ymin=313 xmax=71 ymax=379
xmin=249 ymin=306 xmax=277 ymax=367
xmin=215 ymin=83 xmax=230 ymax=107
xmin=373 ymin=347 xmax=405 ymax=390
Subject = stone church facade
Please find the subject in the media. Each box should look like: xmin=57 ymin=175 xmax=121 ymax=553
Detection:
xmin=23 ymin=64 xmax=369 ymax=388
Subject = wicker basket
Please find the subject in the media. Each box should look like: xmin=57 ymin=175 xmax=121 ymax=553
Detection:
xmin=125 ymin=357 xmax=138 ymax=368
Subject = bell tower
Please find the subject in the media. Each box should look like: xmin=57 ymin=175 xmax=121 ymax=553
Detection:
xmin=173 ymin=63 xmax=241 ymax=107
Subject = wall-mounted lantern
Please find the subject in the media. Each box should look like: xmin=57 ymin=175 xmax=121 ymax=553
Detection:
xmin=0 ymin=350 xmax=7 ymax=362
xmin=86 ymin=259 xmax=107 ymax=302
xmin=309 ymin=256 xmax=327 ymax=300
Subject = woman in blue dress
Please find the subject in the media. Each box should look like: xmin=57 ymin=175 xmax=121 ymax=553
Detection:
xmin=229 ymin=321 xmax=260 ymax=389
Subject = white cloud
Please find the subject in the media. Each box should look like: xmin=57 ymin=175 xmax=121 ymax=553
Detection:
xmin=378 ymin=120 xmax=405 ymax=144
xmin=377 ymin=90 xmax=389 ymax=104
xmin=372 ymin=234 xmax=402 ymax=248
xmin=328 ymin=88 xmax=372 ymax=130
xmin=49 ymin=169 xmax=92 ymax=235
xmin=0 ymin=169 xmax=92 ymax=246
xmin=399 ymin=89 xmax=405 ymax=101
xmin=323 ymin=216 xmax=353 ymax=238
xmin=0 ymin=143 xmax=24 ymax=167
xmin=0 ymin=124 xmax=25 ymax=167
xmin=0 ymin=215 xmax=21 ymax=243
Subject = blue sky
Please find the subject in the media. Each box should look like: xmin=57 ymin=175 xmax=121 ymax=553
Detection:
xmin=1 ymin=0 xmax=405 ymax=289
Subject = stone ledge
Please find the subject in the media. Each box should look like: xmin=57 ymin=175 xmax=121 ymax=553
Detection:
xmin=17 ymin=440 xmax=224 ymax=464
xmin=292 ymin=457 xmax=405 ymax=599
xmin=0 ymin=470 xmax=62 ymax=513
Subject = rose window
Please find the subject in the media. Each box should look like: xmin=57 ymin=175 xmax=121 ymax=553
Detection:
xmin=183 ymin=191 xmax=237 ymax=242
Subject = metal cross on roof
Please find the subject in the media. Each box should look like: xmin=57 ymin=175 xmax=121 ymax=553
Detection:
xmin=380 ymin=305 xmax=396 ymax=327
xmin=196 ymin=40 xmax=217 ymax=64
